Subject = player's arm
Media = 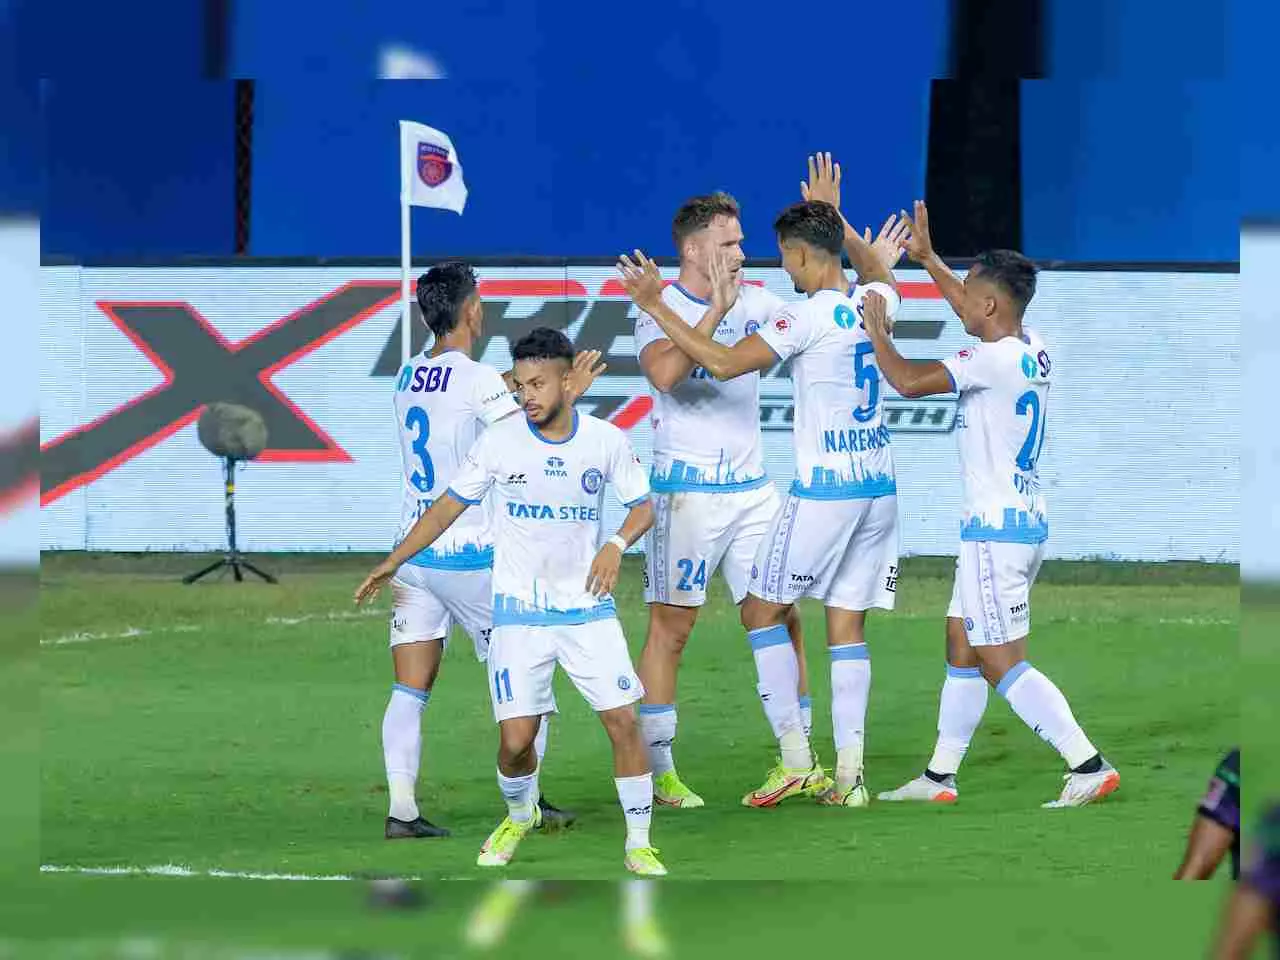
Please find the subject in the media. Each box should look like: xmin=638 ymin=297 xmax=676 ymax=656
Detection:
xmin=1174 ymin=814 xmax=1236 ymax=880
xmin=901 ymin=200 xmax=965 ymax=318
xmin=638 ymin=303 xmax=731 ymax=394
xmin=619 ymin=251 xmax=774 ymax=381
xmin=353 ymin=494 xmax=470 ymax=604
xmin=586 ymin=434 xmax=655 ymax=597
xmin=800 ymin=152 xmax=895 ymax=289
xmin=354 ymin=435 xmax=496 ymax=604
xmin=861 ymin=290 xmax=955 ymax=398
xmin=586 ymin=500 xmax=654 ymax=597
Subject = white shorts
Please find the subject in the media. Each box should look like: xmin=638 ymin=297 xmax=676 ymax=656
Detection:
xmin=945 ymin=540 xmax=1045 ymax=646
xmin=487 ymin=618 xmax=643 ymax=722
xmin=748 ymin=494 xmax=899 ymax=612
xmin=390 ymin=564 xmax=493 ymax=661
xmin=644 ymin=483 xmax=781 ymax=606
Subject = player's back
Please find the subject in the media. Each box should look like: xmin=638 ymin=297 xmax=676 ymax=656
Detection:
xmin=392 ymin=349 xmax=517 ymax=568
xmin=634 ymin=283 xmax=777 ymax=492
xmin=943 ymin=331 xmax=1051 ymax=542
xmin=757 ymin=285 xmax=898 ymax=499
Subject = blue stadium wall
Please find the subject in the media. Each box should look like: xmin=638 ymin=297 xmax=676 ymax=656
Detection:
xmin=35 ymin=0 xmax=1261 ymax=261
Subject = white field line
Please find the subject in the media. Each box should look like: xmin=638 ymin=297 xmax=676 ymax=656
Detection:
xmin=39 ymin=863 xmax=423 ymax=882
xmin=41 ymin=608 xmax=384 ymax=647
xmin=40 ymin=608 xmax=1233 ymax=649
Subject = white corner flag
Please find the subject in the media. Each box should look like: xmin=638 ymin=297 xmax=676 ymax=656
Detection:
xmin=399 ymin=121 xmax=468 ymax=363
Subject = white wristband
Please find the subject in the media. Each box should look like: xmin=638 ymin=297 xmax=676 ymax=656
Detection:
xmin=607 ymin=534 xmax=628 ymax=553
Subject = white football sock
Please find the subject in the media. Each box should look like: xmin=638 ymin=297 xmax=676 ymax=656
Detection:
xmin=998 ymin=662 xmax=1098 ymax=769
xmin=799 ymin=695 xmax=813 ymax=739
xmin=927 ymin=664 xmax=988 ymax=776
xmin=615 ymin=774 xmax=654 ymax=851
xmin=749 ymin=624 xmax=809 ymax=769
xmin=637 ymin=704 xmax=677 ymax=777
xmin=531 ymin=716 xmax=550 ymax=801
xmin=830 ymin=644 xmax=870 ymax=785
xmin=497 ymin=768 xmax=536 ymax=824
xmin=382 ymin=683 xmax=427 ymax=821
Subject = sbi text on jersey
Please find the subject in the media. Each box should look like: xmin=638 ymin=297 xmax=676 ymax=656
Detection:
xmin=506 ymin=502 xmax=601 ymax=522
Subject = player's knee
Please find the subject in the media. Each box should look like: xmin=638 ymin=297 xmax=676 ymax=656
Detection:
xmin=944 ymin=618 xmax=979 ymax=669
xmin=740 ymin=595 xmax=787 ymax=632
xmin=648 ymin=607 xmax=695 ymax=656
xmin=497 ymin=724 xmax=537 ymax=766
xmin=598 ymin=705 xmax=639 ymax=744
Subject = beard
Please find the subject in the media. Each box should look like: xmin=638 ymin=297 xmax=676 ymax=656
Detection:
xmin=528 ymin=400 xmax=562 ymax=427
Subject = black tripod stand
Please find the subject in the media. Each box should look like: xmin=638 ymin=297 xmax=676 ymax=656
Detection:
xmin=183 ymin=457 xmax=277 ymax=584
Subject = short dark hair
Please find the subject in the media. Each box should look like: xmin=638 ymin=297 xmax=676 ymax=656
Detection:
xmin=972 ymin=250 xmax=1038 ymax=316
xmin=773 ymin=201 xmax=844 ymax=256
xmin=672 ymin=191 xmax=741 ymax=252
xmin=512 ymin=327 xmax=574 ymax=366
xmin=416 ymin=260 xmax=477 ymax=337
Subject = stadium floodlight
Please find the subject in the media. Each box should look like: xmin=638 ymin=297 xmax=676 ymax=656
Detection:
xmin=182 ymin=402 xmax=277 ymax=585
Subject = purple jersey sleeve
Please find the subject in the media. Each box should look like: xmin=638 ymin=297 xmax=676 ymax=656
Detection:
xmin=1198 ymin=748 xmax=1241 ymax=833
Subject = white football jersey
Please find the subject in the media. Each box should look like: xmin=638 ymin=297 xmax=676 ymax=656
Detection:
xmin=755 ymin=283 xmax=900 ymax=499
xmin=941 ymin=331 xmax=1051 ymax=543
xmin=392 ymin=349 xmax=519 ymax=568
xmin=448 ymin=411 xmax=651 ymax=626
xmin=634 ymin=282 xmax=781 ymax=492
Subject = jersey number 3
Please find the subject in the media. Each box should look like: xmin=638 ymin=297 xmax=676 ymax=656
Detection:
xmin=404 ymin=407 xmax=434 ymax=492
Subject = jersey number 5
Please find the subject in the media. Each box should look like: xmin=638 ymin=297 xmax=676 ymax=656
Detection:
xmin=852 ymin=341 xmax=881 ymax=423
xmin=404 ymin=406 xmax=434 ymax=492
xmin=1015 ymin=390 xmax=1047 ymax=471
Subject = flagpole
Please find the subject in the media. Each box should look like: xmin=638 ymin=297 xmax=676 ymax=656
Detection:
xmin=400 ymin=198 xmax=412 ymax=366
xmin=399 ymin=123 xmax=412 ymax=366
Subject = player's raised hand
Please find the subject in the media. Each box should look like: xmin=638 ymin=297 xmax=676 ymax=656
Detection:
xmin=902 ymin=200 xmax=935 ymax=263
xmin=860 ymin=290 xmax=892 ymax=341
xmin=585 ymin=541 xmax=624 ymax=597
xmin=863 ymin=213 xmax=910 ymax=272
xmin=354 ymin=559 xmax=398 ymax=606
xmin=616 ymin=250 xmax=665 ymax=310
xmin=708 ymin=249 xmax=740 ymax=313
xmin=566 ymin=349 xmax=607 ymax=403
xmin=801 ymin=152 xmax=842 ymax=210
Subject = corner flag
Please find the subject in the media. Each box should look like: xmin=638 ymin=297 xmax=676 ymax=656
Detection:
xmin=399 ymin=121 xmax=467 ymax=362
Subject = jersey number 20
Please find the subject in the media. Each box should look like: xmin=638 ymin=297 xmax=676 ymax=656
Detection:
xmin=404 ymin=407 xmax=434 ymax=492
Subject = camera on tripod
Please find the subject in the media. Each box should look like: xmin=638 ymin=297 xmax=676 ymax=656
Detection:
xmin=183 ymin=402 xmax=277 ymax=585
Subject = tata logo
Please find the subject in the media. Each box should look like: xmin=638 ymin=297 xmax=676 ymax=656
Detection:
xmin=790 ymin=573 xmax=815 ymax=585
xmin=544 ymin=456 xmax=568 ymax=478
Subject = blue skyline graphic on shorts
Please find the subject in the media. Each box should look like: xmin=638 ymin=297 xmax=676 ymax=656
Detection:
xmin=790 ymin=466 xmax=897 ymax=500
xmin=650 ymin=451 xmax=767 ymax=493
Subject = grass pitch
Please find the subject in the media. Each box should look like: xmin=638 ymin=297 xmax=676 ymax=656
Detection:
xmin=40 ymin=553 xmax=1238 ymax=889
